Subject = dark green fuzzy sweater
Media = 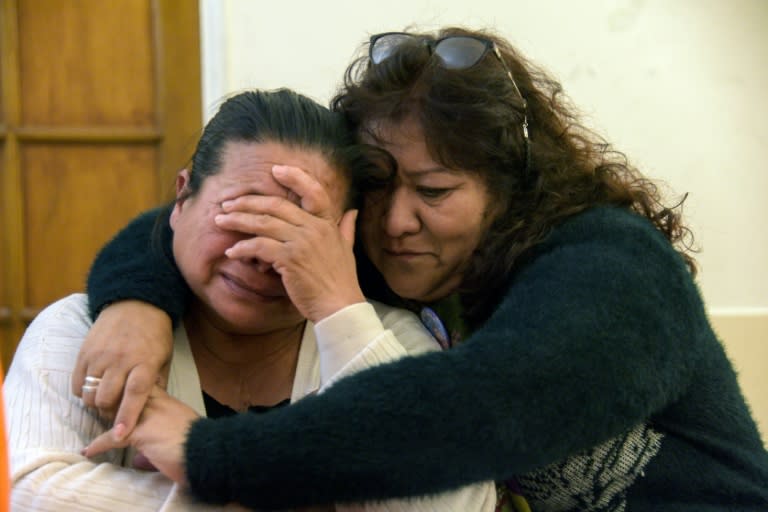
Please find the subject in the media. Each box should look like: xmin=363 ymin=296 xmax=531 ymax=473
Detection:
xmin=87 ymin=206 xmax=768 ymax=511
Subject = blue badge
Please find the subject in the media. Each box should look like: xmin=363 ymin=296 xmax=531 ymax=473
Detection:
xmin=420 ymin=307 xmax=451 ymax=350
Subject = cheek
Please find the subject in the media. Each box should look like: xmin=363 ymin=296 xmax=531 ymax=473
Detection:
xmin=198 ymin=229 xmax=241 ymax=260
xmin=432 ymin=206 xmax=488 ymax=254
xmin=175 ymin=217 xmax=235 ymax=268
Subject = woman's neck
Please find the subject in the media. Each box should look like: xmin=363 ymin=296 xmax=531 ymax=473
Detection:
xmin=183 ymin=308 xmax=305 ymax=412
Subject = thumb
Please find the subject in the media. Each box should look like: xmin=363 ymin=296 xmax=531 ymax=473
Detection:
xmin=339 ymin=209 xmax=358 ymax=244
xmin=82 ymin=428 xmax=129 ymax=458
xmin=113 ymin=366 xmax=156 ymax=440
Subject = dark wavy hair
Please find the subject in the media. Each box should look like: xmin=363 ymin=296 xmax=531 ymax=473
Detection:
xmin=332 ymin=26 xmax=696 ymax=327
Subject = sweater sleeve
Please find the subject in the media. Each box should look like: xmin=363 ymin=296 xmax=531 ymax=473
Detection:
xmin=312 ymin=302 xmax=498 ymax=511
xmin=183 ymin=208 xmax=707 ymax=509
xmin=5 ymin=294 xmax=227 ymax=512
xmin=313 ymin=301 xmax=439 ymax=388
xmin=86 ymin=205 xmax=190 ymax=326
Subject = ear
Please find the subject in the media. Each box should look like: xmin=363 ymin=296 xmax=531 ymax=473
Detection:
xmin=169 ymin=169 xmax=192 ymax=231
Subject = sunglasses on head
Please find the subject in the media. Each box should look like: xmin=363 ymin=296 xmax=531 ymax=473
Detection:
xmin=369 ymin=32 xmax=533 ymax=180
xmin=369 ymin=32 xmax=529 ymax=141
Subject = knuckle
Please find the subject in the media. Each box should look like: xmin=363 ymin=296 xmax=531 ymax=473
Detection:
xmin=94 ymin=394 xmax=116 ymax=410
xmin=264 ymin=197 xmax=284 ymax=212
xmin=125 ymin=377 xmax=152 ymax=396
xmin=255 ymin=213 xmax=272 ymax=227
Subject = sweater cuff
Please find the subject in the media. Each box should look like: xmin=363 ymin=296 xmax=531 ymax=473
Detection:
xmin=313 ymin=302 xmax=385 ymax=381
xmin=185 ymin=417 xmax=232 ymax=505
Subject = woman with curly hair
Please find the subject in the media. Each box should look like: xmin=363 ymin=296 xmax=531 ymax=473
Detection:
xmin=76 ymin=27 xmax=768 ymax=510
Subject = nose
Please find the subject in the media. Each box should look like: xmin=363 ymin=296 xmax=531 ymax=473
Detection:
xmin=382 ymin=186 xmax=420 ymax=237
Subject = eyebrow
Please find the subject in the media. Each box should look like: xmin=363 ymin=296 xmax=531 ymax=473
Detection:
xmin=401 ymin=166 xmax=462 ymax=177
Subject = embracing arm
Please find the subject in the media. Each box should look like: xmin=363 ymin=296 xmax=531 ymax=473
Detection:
xmin=6 ymin=295 xmax=225 ymax=511
xmin=311 ymin=301 xmax=498 ymax=511
xmin=74 ymin=206 xmax=192 ymax=437
xmin=182 ymin=208 xmax=706 ymax=509
xmin=83 ymin=294 xmax=498 ymax=510
xmin=86 ymin=205 xmax=190 ymax=323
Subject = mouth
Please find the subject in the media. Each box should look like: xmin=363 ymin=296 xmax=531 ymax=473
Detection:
xmin=220 ymin=272 xmax=286 ymax=300
xmin=382 ymin=249 xmax=431 ymax=260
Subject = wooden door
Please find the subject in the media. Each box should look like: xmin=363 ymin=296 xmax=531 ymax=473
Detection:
xmin=0 ymin=0 xmax=202 ymax=370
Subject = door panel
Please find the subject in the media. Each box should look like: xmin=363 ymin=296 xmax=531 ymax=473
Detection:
xmin=22 ymin=144 xmax=158 ymax=308
xmin=1 ymin=0 xmax=202 ymax=370
xmin=18 ymin=1 xmax=155 ymax=127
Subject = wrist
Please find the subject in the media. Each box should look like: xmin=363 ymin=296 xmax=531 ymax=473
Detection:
xmin=308 ymin=292 xmax=366 ymax=324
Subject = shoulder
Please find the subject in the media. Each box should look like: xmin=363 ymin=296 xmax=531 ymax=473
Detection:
xmin=554 ymin=206 xmax=673 ymax=251
xmin=9 ymin=293 xmax=91 ymax=375
xmin=534 ymin=206 xmax=687 ymax=274
xmin=496 ymin=207 xmax=703 ymax=328
xmin=495 ymin=206 xmax=700 ymax=317
xmin=551 ymin=206 xmax=666 ymax=244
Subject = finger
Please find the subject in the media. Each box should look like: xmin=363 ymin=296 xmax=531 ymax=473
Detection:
xmin=338 ymin=209 xmax=358 ymax=244
xmin=82 ymin=428 xmax=129 ymax=458
xmin=225 ymin=236 xmax=283 ymax=263
xmin=271 ymin=165 xmax=333 ymax=217
xmin=94 ymin=366 xmax=130 ymax=411
xmin=215 ymin=210 xmax=302 ymax=240
xmin=79 ymin=371 xmax=104 ymax=408
xmin=113 ymin=365 xmax=156 ymax=440
xmin=72 ymin=351 xmax=91 ymax=398
xmin=220 ymin=194 xmax=307 ymax=227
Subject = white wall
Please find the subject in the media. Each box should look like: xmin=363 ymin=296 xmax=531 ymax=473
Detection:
xmin=201 ymin=0 xmax=767 ymax=313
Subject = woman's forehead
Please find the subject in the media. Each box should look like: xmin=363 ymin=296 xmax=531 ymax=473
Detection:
xmin=215 ymin=140 xmax=347 ymax=200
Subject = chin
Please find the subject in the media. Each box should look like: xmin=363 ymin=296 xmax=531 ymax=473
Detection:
xmin=216 ymin=301 xmax=302 ymax=330
xmin=386 ymin=279 xmax=429 ymax=302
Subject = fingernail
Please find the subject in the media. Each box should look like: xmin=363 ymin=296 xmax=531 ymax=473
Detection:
xmin=215 ymin=214 xmax=225 ymax=224
xmin=272 ymin=165 xmax=287 ymax=175
xmin=221 ymin=200 xmax=233 ymax=210
xmin=81 ymin=446 xmax=89 ymax=456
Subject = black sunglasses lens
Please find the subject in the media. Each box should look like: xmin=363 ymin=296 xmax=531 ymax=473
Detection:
xmin=434 ymin=37 xmax=487 ymax=69
xmin=371 ymin=34 xmax=415 ymax=64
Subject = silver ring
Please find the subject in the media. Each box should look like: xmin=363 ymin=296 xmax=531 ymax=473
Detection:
xmin=82 ymin=384 xmax=99 ymax=393
xmin=84 ymin=376 xmax=102 ymax=385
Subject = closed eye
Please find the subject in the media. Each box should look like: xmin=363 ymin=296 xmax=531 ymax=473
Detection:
xmin=416 ymin=186 xmax=452 ymax=199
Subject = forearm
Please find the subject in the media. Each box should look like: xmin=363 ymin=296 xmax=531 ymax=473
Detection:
xmin=12 ymin=458 xmax=231 ymax=512
xmin=86 ymin=205 xmax=190 ymax=325
xmin=7 ymin=296 xmax=214 ymax=511
xmin=185 ymin=348 xmax=507 ymax=509
xmin=8 ymin=355 xmax=200 ymax=511
xmin=311 ymin=303 xmax=497 ymax=510
xmin=313 ymin=301 xmax=437 ymax=388
xmin=183 ymin=210 xmax=702 ymax=509
xmin=12 ymin=456 xmax=175 ymax=512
